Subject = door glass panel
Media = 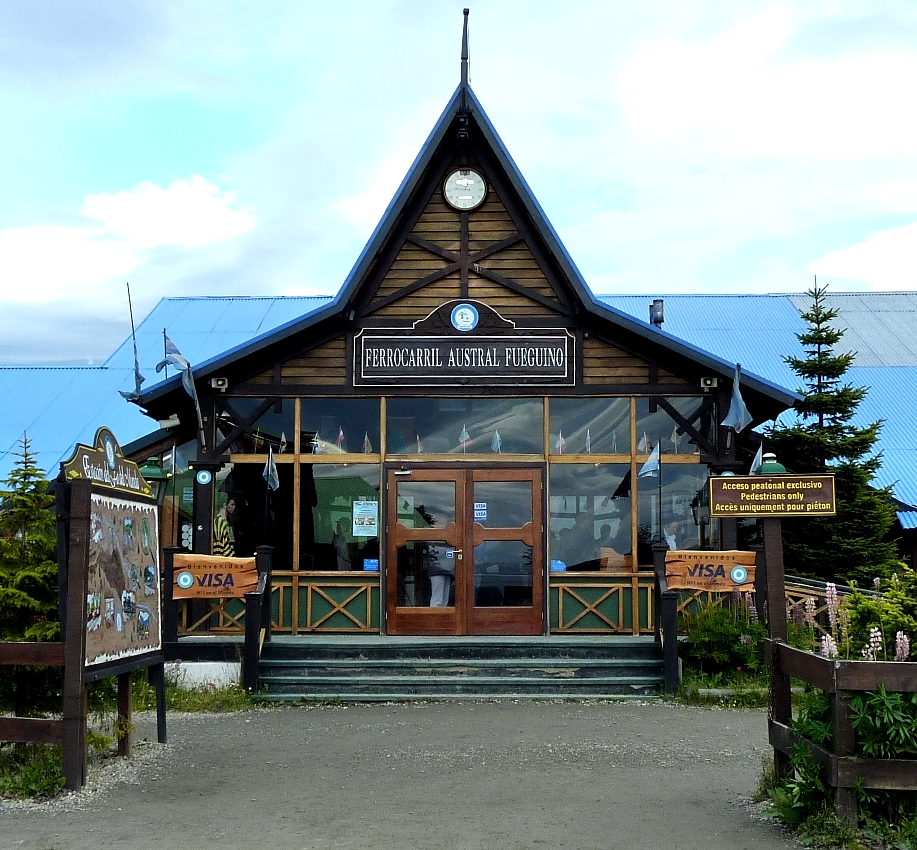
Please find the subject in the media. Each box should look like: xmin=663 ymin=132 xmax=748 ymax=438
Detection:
xmin=472 ymin=481 xmax=532 ymax=527
xmin=395 ymin=481 xmax=455 ymax=528
xmin=396 ymin=541 xmax=455 ymax=607
xmin=474 ymin=541 xmax=533 ymax=607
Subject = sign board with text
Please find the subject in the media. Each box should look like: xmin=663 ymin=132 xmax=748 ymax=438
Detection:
xmin=665 ymin=550 xmax=756 ymax=592
xmin=172 ymin=553 xmax=258 ymax=599
xmin=709 ymin=474 xmax=836 ymax=518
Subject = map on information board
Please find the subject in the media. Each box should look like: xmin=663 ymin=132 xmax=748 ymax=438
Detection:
xmin=85 ymin=493 xmax=162 ymax=666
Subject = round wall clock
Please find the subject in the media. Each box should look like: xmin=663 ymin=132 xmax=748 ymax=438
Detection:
xmin=443 ymin=168 xmax=487 ymax=210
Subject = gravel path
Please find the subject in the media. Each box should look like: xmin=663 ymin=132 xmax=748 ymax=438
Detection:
xmin=1 ymin=701 xmax=800 ymax=850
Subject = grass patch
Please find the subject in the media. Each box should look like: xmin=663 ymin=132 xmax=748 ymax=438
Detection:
xmin=676 ymin=669 xmax=771 ymax=708
xmin=0 ymin=743 xmax=65 ymax=799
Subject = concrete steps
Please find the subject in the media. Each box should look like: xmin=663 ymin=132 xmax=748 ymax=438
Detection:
xmin=257 ymin=636 xmax=664 ymax=701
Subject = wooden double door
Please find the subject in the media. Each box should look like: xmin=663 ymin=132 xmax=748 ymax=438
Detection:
xmin=385 ymin=466 xmax=544 ymax=635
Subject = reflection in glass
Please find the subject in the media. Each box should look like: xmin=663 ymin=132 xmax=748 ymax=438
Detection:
xmin=395 ymin=481 xmax=456 ymax=529
xmin=635 ymin=397 xmax=713 ymax=457
xmin=473 ymin=541 xmax=532 ymax=607
xmin=636 ymin=462 xmax=709 ymax=564
xmin=396 ymin=541 xmax=454 ymax=607
xmin=550 ymin=398 xmax=630 ymax=455
xmin=219 ymin=461 xmax=294 ymax=569
xmin=387 ymin=397 xmax=543 ymax=454
xmin=472 ymin=481 xmax=531 ymax=528
xmin=549 ymin=464 xmax=631 ymax=572
xmin=301 ymin=398 xmax=380 ymax=455
xmin=302 ymin=464 xmax=380 ymax=572
xmin=217 ymin=398 xmax=295 ymax=455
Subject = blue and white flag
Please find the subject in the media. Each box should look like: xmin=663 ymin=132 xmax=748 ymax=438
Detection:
xmin=263 ymin=445 xmax=280 ymax=491
xmin=750 ymin=442 xmax=764 ymax=474
xmin=585 ymin=429 xmax=592 ymax=454
xmin=638 ymin=442 xmax=660 ymax=478
xmin=720 ymin=363 xmax=752 ymax=433
xmin=491 ymin=430 xmax=503 ymax=453
xmin=155 ymin=334 xmax=207 ymax=450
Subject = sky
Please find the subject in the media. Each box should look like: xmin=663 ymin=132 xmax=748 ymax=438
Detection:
xmin=1 ymin=0 xmax=916 ymax=365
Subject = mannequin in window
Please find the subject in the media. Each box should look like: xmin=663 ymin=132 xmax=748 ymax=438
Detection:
xmin=332 ymin=519 xmax=351 ymax=571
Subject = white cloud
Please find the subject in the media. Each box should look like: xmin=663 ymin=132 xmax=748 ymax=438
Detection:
xmin=809 ymin=222 xmax=917 ymax=289
xmin=0 ymin=177 xmax=256 ymax=303
xmin=617 ymin=9 xmax=917 ymax=159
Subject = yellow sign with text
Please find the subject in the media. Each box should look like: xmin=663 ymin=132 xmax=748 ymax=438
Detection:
xmin=172 ymin=554 xmax=258 ymax=599
xmin=665 ymin=550 xmax=756 ymax=592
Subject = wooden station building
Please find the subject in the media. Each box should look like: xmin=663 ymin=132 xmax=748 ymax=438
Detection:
xmin=140 ymin=23 xmax=797 ymax=642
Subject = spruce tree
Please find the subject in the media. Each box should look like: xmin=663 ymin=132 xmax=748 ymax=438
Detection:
xmin=0 ymin=434 xmax=61 ymax=712
xmin=765 ymin=285 xmax=899 ymax=585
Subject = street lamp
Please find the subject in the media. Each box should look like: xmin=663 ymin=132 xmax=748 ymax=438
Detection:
xmin=139 ymin=458 xmax=170 ymax=502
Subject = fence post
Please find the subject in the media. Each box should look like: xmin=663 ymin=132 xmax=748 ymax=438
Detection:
xmin=762 ymin=517 xmax=791 ymax=778
xmin=62 ymin=478 xmax=91 ymax=790
xmin=832 ymin=687 xmax=858 ymax=823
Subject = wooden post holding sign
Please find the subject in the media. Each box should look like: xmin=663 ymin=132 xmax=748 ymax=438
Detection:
xmin=58 ymin=427 xmax=168 ymax=790
xmin=709 ymin=472 xmax=836 ymax=785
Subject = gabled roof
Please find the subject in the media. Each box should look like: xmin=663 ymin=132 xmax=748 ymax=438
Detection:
xmin=140 ymin=83 xmax=798 ymax=411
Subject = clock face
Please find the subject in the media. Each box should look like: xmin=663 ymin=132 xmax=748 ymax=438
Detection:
xmin=443 ymin=169 xmax=487 ymax=210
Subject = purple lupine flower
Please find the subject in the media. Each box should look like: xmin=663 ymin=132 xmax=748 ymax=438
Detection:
xmin=804 ymin=597 xmax=816 ymax=627
xmin=895 ymin=631 xmax=911 ymax=662
xmin=862 ymin=626 xmax=883 ymax=661
xmin=821 ymin=635 xmax=839 ymax=659
xmin=839 ymin=605 xmax=850 ymax=647
xmin=826 ymin=583 xmax=838 ymax=632
xmin=746 ymin=592 xmax=758 ymax=625
xmin=789 ymin=602 xmax=804 ymax=628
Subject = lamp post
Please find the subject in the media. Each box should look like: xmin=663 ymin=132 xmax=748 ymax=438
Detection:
xmin=139 ymin=458 xmax=170 ymax=504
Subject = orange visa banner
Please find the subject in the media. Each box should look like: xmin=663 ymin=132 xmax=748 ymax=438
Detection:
xmin=664 ymin=550 xmax=756 ymax=592
xmin=172 ymin=553 xmax=258 ymax=599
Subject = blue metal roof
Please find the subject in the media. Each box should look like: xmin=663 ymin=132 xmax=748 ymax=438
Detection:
xmin=0 ymin=296 xmax=329 ymax=479
xmin=898 ymin=511 xmax=917 ymax=530
xmin=597 ymin=295 xmax=806 ymax=391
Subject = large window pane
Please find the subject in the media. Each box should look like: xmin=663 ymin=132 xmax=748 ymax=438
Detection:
xmin=217 ymin=398 xmax=295 ymax=455
xmin=549 ymin=464 xmax=631 ymax=572
xmin=636 ymin=462 xmax=709 ymax=564
xmin=303 ymin=464 xmax=380 ymax=572
xmin=550 ymin=398 xmax=630 ymax=455
xmin=635 ymin=397 xmax=714 ymax=457
xmin=301 ymin=398 xmax=380 ymax=455
xmin=386 ymin=397 xmax=543 ymax=455
xmin=218 ymin=461 xmax=294 ymax=570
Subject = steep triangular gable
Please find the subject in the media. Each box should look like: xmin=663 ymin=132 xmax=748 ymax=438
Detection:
xmin=346 ymin=94 xmax=578 ymax=324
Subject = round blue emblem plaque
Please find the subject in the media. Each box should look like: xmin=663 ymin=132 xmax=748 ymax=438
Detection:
xmin=730 ymin=566 xmax=748 ymax=584
xmin=450 ymin=303 xmax=479 ymax=332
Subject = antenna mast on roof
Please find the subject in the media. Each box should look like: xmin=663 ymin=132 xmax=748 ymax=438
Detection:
xmin=458 ymin=8 xmax=471 ymax=158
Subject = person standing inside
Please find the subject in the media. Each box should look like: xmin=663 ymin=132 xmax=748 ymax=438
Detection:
xmin=213 ymin=497 xmax=236 ymax=557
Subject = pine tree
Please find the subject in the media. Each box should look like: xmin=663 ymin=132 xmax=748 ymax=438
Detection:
xmin=0 ymin=434 xmax=61 ymax=712
xmin=765 ymin=285 xmax=899 ymax=585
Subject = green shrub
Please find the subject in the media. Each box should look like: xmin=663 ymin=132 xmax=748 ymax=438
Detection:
xmin=0 ymin=743 xmax=65 ymax=799
xmin=678 ymin=601 xmax=767 ymax=677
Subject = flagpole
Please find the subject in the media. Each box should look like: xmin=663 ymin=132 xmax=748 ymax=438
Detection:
xmin=658 ymin=446 xmax=663 ymax=544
